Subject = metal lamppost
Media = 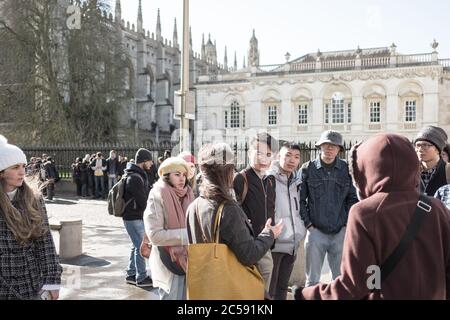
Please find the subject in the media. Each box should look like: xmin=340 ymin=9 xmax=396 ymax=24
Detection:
xmin=178 ymin=0 xmax=191 ymax=152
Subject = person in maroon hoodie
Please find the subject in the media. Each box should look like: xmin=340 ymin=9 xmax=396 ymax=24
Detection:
xmin=293 ymin=133 xmax=450 ymax=300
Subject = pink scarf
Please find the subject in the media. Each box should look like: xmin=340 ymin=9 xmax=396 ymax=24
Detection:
xmin=154 ymin=180 xmax=194 ymax=272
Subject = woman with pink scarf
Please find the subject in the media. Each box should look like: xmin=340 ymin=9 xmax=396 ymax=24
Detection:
xmin=144 ymin=157 xmax=194 ymax=300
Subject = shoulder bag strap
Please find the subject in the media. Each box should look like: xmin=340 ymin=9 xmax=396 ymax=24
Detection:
xmin=193 ymin=200 xmax=208 ymax=243
xmin=380 ymin=194 xmax=431 ymax=283
xmin=213 ymin=202 xmax=226 ymax=244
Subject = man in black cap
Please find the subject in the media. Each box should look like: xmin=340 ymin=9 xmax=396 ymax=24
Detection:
xmin=414 ymin=125 xmax=449 ymax=196
xmin=121 ymin=148 xmax=154 ymax=287
xmin=300 ymin=130 xmax=358 ymax=287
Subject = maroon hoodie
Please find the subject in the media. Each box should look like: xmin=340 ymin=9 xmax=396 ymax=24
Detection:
xmin=301 ymin=133 xmax=450 ymax=300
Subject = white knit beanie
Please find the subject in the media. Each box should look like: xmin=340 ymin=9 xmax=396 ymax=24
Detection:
xmin=0 ymin=135 xmax=27 ymax=172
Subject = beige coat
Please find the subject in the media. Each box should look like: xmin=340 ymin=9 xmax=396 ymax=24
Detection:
xmin=143 ymin=185 xmax=189 ymax=294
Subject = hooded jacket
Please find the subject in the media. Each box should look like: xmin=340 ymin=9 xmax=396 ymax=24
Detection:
xmin=301 ymin=133 xmax=450 ymax=300
xmin=122 ymin=162 xmax=150 ymax=221
xmin=266 ymin=161 xmax=306 ymax=255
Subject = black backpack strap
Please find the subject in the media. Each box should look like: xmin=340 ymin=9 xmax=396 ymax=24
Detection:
xmin=380 ymin=194 xmax=431 ymax=283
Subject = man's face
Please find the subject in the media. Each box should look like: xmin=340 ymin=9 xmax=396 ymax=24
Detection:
xmin=143 ymin=160 xmax=153 ymax=171
xmin=320 ymin=143 xmax=340 ymax=163
xmin=415 ymin=141 xmax=440 ymax=162
xmin=279 ymin=147 xmax=300 ymax=173
xmin=249 ymin=141 xmax=273 ymax=173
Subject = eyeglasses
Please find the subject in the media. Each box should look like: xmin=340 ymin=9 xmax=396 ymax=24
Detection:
xmin=414 ymin=142 xmax=434 ymax=150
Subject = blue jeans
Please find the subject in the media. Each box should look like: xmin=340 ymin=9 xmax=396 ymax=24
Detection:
xmin=108 ymin=176 xmax=117 ymax=191
xmin=123 ymin=219 xmax=148 ymax=283
xmin=94 ymin=176 xmax=105 ymax=198
xmin=304 ymin=227 xmax=346 ymax=287
xmin=158 ymin=274 xmax=186 ymax=300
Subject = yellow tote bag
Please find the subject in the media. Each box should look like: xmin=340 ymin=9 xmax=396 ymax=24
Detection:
xmin=186 ymin=202 xmax=265 ymax=300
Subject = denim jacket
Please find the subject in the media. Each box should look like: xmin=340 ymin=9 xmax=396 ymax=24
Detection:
xmin=299 ymin=157 xmax=358 ymax=234
xmin=434 ymin=184 xmax=450 ymax=211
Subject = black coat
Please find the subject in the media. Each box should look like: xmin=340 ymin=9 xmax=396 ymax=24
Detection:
xmin=122 ymin=163 xmax=150 ymax=221
xmin=186 ymin=197 xmax=274 ymax=267
xmin=233 ymin=167 xmax=276 ymax=235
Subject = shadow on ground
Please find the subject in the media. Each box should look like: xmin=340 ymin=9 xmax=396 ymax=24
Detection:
xmin=61 ymin=254 xmax=110 ymax=267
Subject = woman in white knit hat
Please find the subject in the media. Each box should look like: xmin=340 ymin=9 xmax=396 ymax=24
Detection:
xmin=143 ymin=157 xmax=195 ymax=300
xmin=0 ymin=135 xmax=62 ymax=300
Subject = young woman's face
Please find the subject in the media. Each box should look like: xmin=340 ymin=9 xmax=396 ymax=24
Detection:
xmin=169 ymin=171 xmax=187 ymax=190
xmin=0 ymin=164 xmax=26 ymax=192
xmin=441 ymin=150 xmax=449 ymax=163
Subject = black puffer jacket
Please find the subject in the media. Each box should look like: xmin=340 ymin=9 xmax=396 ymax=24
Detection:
xmin=122 ymin=163 xmax=150 ymax=221
xmin=186 ymin=196 xmax=274 ymax=267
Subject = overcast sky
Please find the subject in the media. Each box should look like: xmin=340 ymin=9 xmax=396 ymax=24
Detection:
xmin=116 ymin=0 xmax=450 ymax=66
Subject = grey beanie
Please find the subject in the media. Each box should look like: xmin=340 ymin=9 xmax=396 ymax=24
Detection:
xmin=315 ymin=130 xmax=344 ymax=149
xmin=135 ymin=148 xmax=153 ymax=164
xmin=414 ymin=126 xmax=448 ymax=152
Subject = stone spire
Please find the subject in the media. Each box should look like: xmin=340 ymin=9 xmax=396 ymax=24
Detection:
xmin=189 ymin=26 xmax=192 ymax=48
xmin=205 ymin=34 xmax=217 ymax=64
xmin=201 ymin=33 xmax=206 ymax=60
xmin=243 ymin=56 xmax=246 ymax=68
xmin=173 ymin=18 xmax=178 ymax=48
xmin=248 ymin=29 xmax=260 ymax=67
xmin=156 ymin=8 xmax=162 ymax=42
xmin=234 ymin=51 xmax=237 ymax=70
xmin=115 ymin=0 xmax=121 ymax=25
xmin=224 ymin=46 xmax=228 ymax=70
xmin=137 ymin=0 xmax=143 ymax=34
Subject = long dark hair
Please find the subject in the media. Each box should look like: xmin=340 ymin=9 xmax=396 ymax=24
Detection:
xmin=198 ymin=143 xmax=236 ymax=204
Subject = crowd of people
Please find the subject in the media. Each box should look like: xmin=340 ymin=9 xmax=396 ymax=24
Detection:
xmin=0 ymin=124 xmax=449 ymax=300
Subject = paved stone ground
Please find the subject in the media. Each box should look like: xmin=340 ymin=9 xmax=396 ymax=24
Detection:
xmin=45 ymin=195 xmax=159 ymax=300
xmin=45 ymin=193 xmax=332 ymax=300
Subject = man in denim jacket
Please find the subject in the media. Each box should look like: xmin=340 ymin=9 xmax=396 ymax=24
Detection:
xmin=300 ymin=130 xmax=358 ymax=287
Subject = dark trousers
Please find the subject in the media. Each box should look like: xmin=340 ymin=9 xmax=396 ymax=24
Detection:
xmin=94 ymin=176 xmax=104 ymax=198
xmin=269 ymin=252 xmax=296 ymax=300
xmin=46 ymin=182 xmax=55 ymax=200
xmin=75 ymin=180 xmax=82 ymax=196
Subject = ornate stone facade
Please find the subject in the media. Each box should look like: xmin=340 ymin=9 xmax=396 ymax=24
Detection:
xmin=195 ymin=41 xmax=450 ymax=144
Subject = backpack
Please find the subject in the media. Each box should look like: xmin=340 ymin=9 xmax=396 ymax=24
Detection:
xmin=107 ymin=175 xmax=134 ymax=217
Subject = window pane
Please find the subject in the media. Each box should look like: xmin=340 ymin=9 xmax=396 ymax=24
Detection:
xmin=405 ymin=100 xmax=416 ymax=122
xmin=347 ymin=103 xmax=352 ymax=123
xmin=268 ymin=105 xmax=277 ymax=125
xmin=224 ymin=111 xmax=228 ymax=128
xmin=370 ymin=101 xmax=381 ymax=123
xmin=325 ymin=104 xmax=329 ymax=124
xmin=332 ymin=98 xmax=344 ymax=124
xmin=298 ymin=104 xmax=308 ymax=124
xmin=231 ymin=101 xmax=240 ymax=128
